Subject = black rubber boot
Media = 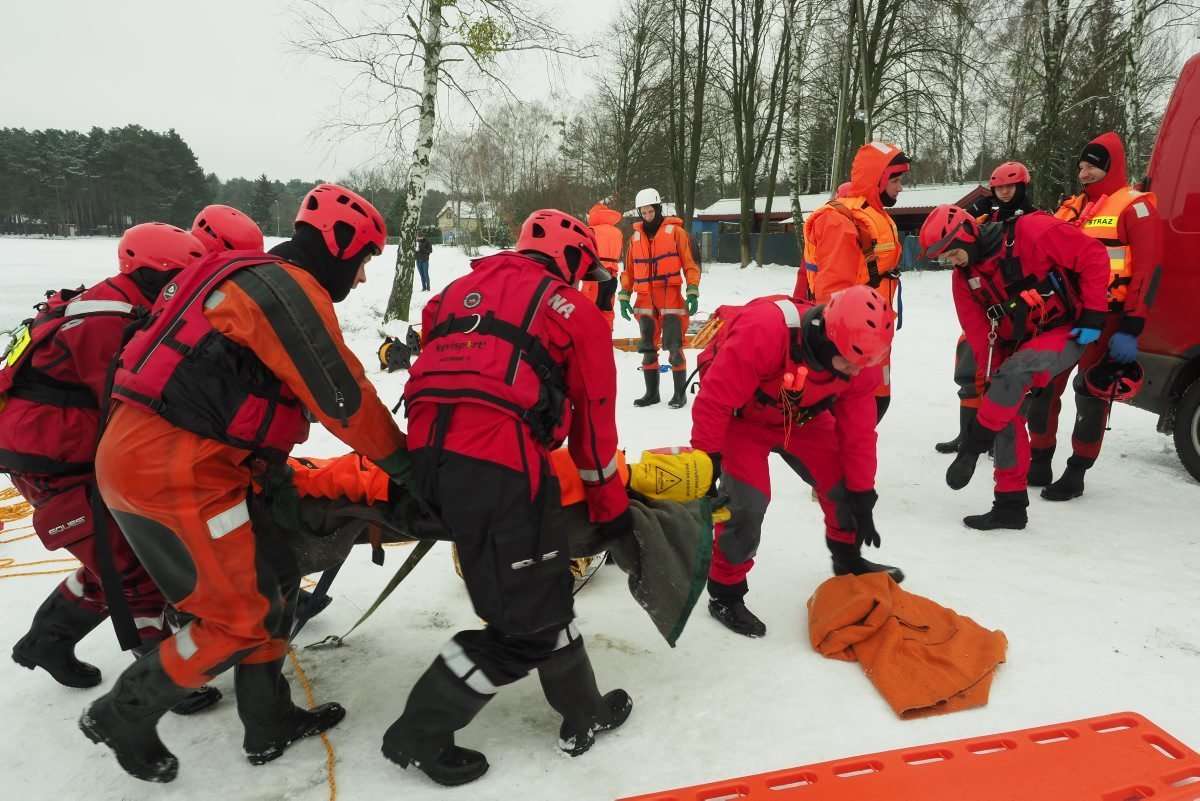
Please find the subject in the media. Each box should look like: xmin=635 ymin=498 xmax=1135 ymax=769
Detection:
xmin=1041 ymin=456 xmax=1089 ymax=501
xmin=1027 ymin=448 xmax=1055 ymax=487
xmin=381 ymin=658 xmax=491 ymax=787
xmin=964 ymin=490 xmax=1029 ymax=530
xmin=633 ymin=369 xmax=661 ymax=407
xmin=935 ymin=406 xmax=977 ymax=454
xmin=236 ymin=659 xmax=345 ymax=766
xmin=667 ymin=370 xmax=688 ymax=409
xmin=296 ymin=588 xmax=333 ymax=621
xmin=538 ymin=639 xmax=632 ymax=757
xmin=707 ymin=579 xmax=766 ymax=638
xmin=827 ymin=539 xmax=905 ymax=583
xmin=131 ymin=642 xmax=224 ymax=716
xmin=171 ymin=686 xmax=223 ymax=716
xmin=79 ymin=651 xmax=190 ymax=783
xmin=13 ymin=590 xmax=105 ymax=689
xmin=946 ymin=420 xmax=997 ymax=490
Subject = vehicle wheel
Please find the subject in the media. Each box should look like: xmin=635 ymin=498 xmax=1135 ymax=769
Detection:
xmin=1174 ymin=378 xmax=1200 ymax=482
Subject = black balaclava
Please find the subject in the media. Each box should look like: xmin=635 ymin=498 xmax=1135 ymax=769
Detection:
xmin=799 ymin=308 xmax=850 ymax=380
xmin=964 ymin=221 xmax=1006 ymax=265
xmin=995 ymin=183 xmax=1036 ymax=222
xmin=128 ymin=268 xmax=180 ymax=304
xmin=270 ymin=223 xmax=372 ymax=303
xmin=641 ymin=203 xmax=664 ymax=239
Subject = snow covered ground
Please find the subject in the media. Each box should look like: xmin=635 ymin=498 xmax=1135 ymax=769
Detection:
xmin=2 ymin=236 xmax=1198 ymax=800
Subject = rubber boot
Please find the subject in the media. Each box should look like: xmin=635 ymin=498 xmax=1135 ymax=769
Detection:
xmin=935 ymin=406 xmax=977 ymax=454
xmin=79 ymin=651 xmax=190 ymax=783
xmin=236 ymin=659 xmax=345 ymax=766
xmin=1041 ymin=456 xmax=1089 ymax=501
xmin=706 ymin=579 xmax=766 ymax=638
xmin=381 ymin=658 xmax=492 ymax=787
xmin=296 ymin=587 xmax=333 ymax=621
xmin=667 ymin=370 xmax=688 ymax=409
xmin=538 ymin=639 xmax=632 ymax=757
xmin=633 ymin=369 xmax=660 ymax=407
xmin=827 ymin=539 xmax=906 ymax=583
xmin=964 ymin=490 xmax=1029 ymax=530
xmin=13 ymin=589 xmax=105 ymax=689
xmin=131 ymin=641 xmax=224 ymax=716
xmin=1026 ymin=448 xmax=1055 ymax=488
xmin=946 ymin=420 xmax=997 ymax=490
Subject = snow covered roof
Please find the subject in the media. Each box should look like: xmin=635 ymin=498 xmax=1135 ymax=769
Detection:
xmin=779 ymin=183 xmax=984 ymax=224
xmin=436 ymin=201 xmax=495 ymax=221
xmin=695 ymin=196 xmax=794 ymax=219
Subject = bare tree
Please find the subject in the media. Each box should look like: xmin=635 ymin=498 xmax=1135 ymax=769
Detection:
xmin=295 ymin=0 xmax=580 ymax=322
xmin=715 ymin=0 xmax=792 ymax=266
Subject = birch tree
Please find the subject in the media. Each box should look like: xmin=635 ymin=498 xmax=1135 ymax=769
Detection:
xmin=296 ymin=0 xmax=579 ymax=322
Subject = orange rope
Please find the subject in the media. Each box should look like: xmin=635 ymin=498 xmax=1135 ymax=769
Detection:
xmin=0 ymin=501 xmax=33 ymax=522
xmin=287 ymin=648 xmax=338 ymax=801
xmin=0 ymin=556 xmax=79 ymax=579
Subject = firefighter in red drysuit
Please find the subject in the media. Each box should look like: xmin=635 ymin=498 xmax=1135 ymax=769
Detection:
xmin=691 ymin=286 xmax=901 ymax=639
xmin=798 ymin=142 xmax=909 ymax=421
xmin=935 ymin=162 xmax=1039 ymax=454
xmin=383 ymin=209 xmax=633 ymax=787
xmin=3 ymin=224 xmax=213 ymax=705
xmin=619 ymin=188 xmax=702 ymax=409
xmin=81 ymin=185 xmax=407 ymax=784
xmin=920 ymin=204 xmax=1110 ymax=530
xmin=1026 ymin=133 xmax=1164 ymax=499
xmin=582 ymin=201 xmax=623 ymax=329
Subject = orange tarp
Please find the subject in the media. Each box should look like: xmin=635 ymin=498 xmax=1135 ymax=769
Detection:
xmin=807 ymin=572 xmax=1007 ymax=718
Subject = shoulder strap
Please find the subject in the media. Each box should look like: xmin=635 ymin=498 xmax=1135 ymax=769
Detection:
xmin=772 ymin=299 xmax=803 ymax=328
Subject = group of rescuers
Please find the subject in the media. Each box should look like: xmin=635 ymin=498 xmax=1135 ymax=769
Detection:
xmin=0 ymin=128 xmax=1157 ymax=789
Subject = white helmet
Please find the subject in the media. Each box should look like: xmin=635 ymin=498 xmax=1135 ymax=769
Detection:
xmin=634 ymin=188 xmax=662 ymax=208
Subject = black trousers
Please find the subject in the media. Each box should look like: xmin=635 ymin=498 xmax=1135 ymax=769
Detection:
xmin=411 ymin=447 xmax=575 ymax=686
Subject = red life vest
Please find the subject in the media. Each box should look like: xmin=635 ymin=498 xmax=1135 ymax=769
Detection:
xmin=694 ymin=295 xmax=837 ymax=427
xmin=957 ymin=216 xmax=1081 ymax=343
xmin=1 ymin=280 xmax=142 ymax=475
xmin=404 ymin=252 xmax=569 ymax=447
xmin=112 ymin=254 xmax=310 ymax=458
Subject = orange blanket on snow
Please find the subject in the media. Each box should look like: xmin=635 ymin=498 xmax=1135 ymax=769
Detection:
xmin=807 ymin=573 xmax=1008 ymax=718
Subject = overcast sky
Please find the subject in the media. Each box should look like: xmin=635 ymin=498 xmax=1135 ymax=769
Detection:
xmin=0 ymin=0 xmax=620 ymax=182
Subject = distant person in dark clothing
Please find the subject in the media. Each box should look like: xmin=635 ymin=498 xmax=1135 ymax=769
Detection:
xmin=416 ymin=235 xmax=433 ymax=291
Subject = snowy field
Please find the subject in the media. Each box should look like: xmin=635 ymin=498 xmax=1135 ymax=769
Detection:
xmin=2 ymin=236 xmax=1198 ymax=800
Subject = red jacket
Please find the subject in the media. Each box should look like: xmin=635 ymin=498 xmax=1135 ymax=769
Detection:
xmin=0 ymin=272 xmax=148 ymax=478
xmin=953 ymin=212 xmax=1110 ymax=372
xmin=406 ymin=252 xmax=627 ymax=524
xmin=689 ymin=298 xmax=880 ymax=492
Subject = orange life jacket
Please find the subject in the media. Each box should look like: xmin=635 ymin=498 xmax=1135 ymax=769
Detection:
xmin=628 ymin=217 xmax=688 ymax=290
xmin=1054 ymin=193 xmax=1087 ymax=225
xmin=1077 ymin=186 xmax=1158 ymax=305
xmin=801 ymin=198 xmax=901 ymax=300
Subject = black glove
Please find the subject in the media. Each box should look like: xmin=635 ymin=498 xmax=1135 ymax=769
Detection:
xmin=706 ymin=452 xmax=722 ymax=498
xmin=845 ymin=489 xmax=881 ymax=549
xmin=596 ymin=508 xmax=635 ymax=545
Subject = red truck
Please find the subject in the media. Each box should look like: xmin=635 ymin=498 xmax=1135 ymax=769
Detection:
xmin=1133 ymin=51 xmax=1200 ymax=481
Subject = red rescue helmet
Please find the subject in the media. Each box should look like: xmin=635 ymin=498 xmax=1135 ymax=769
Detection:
xmin=823 ymin=285 xmax=896 ymax=368
xmin=1084 ymin=358 xmax=1145 ymax=402
xmin=516 ymin=209 xmax=605 ymax=283
xmin=191 ymin=205 xmax=264 ymax=252
xmin=989 ymin=161 xmax=1031 ymax=188
xmin=919 ymin=204 xmax=980 ymax=259
xmin=117 ymin=223 xmax=206 ymax=275
xmin=295 ymin=183 xmax=387 ymax=261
